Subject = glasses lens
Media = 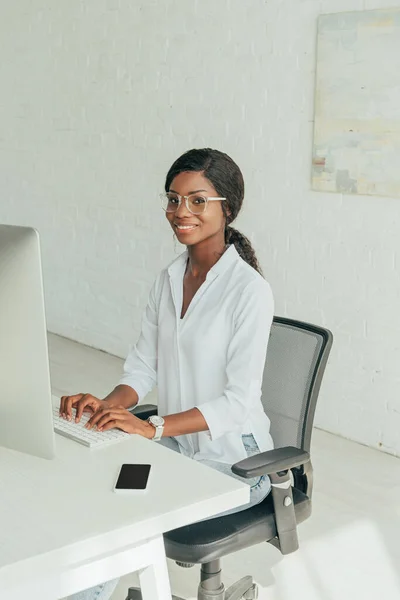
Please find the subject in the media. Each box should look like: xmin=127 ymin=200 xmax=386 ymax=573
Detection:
xmin=161 ymin=193 xmax=180 ymax=212
xmin=187 ymin=195 xmax=207 ymax=214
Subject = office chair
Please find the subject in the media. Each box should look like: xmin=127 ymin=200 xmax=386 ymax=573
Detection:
xmin=127 ymin=316 xmax=333 ymax=600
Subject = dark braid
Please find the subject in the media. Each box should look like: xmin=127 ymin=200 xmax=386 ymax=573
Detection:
xmin=225 ymin=225 xmax=263 ymax=275
xmin=165 ymin=148 xmax=263 ymax=275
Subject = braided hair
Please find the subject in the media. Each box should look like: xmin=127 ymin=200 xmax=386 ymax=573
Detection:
xmin=165 ymin=148 xmax=263 ymax=275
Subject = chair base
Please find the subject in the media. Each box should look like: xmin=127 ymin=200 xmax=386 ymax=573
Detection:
xmin=126 ymin=577 xmax=258 ymax=599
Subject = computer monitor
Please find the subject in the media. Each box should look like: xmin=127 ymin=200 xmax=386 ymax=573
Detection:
xmin=0 ymin=224 xmax=55 ymax=459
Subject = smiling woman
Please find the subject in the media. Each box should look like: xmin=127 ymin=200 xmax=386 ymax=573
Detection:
xmin=62 ymin=148 xmax=274 ymax=600
xmin=163 ymin=148 xmax=263 ymax=275
xmin=164 ymin=170 xmax=227 ymax=266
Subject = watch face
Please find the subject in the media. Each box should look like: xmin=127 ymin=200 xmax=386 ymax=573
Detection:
xmin=151 ymin=416 xmax=164 ymax=427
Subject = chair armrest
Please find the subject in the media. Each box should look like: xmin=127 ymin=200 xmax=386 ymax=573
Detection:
xmin=232 ymin=446 xmax=310 ymax=478
xmin=233 ymin=446 xmax=311 ymax=557
xmin=128 ymin=404 xmax=158 ymax=420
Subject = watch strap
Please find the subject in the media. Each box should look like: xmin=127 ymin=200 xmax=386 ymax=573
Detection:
xmin=148 ymin=417 xmax=164 ymax=441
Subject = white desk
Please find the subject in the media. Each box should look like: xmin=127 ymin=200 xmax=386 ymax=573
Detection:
xmin=0 ymin=433 xmax=249 ymax=600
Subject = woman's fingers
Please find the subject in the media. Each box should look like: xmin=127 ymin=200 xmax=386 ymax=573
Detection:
xmin=100 ymin=419 xmax=125 ymax=432
xmin=59 ymin=394 xmax=84 ymax=419
xmin=74 ymin=395 xmax=99 ymax=423
xmin=85 ymin=407 xmax=107 ymax=429
xmin=88 ymin=409 xmax=125 ymax=430
xmin=59 ymin=397 xmax=134 ymax=433
xmin=99 ymin=413 xmax=139 ymax=434
xmin=83 ymin=407 xmax=143 ymax=435
xmin=59 ymin=396 xmax=66 ymax=416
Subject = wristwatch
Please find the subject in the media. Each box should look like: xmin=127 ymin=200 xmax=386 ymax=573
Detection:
xmin=148 ymin=415 xmax=165 ymax=441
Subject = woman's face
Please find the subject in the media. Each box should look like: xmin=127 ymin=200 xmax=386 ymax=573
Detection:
xmin=166 ymin=171 xmax=226 ymax=247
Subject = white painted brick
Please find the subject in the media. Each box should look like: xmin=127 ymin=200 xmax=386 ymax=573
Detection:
xmin=1 ymin=0 xmax=399 ymax=456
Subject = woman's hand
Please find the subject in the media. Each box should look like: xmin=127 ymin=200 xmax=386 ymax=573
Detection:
xmin=85 ymin=406 xmax=155 ymax=439
xmin=59 ymin=393 xmax=108 ymax=423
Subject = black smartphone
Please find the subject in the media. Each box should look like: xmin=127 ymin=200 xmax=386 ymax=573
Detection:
xmin=113 ymin=464 xmax=151 ymax=494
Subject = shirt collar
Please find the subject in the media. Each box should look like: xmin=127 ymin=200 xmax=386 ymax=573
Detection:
xmin=167 ymin=244 xmax=239 ymax=281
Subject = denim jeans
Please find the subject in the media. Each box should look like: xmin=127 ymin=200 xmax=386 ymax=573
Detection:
xmin=67 ymin=435 xmax=271 ymax=600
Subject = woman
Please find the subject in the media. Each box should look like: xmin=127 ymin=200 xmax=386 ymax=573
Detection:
xmin=61 ymin=148 xmax=274 ymax=600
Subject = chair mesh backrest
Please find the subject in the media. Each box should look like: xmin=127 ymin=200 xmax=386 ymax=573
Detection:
xmin=262 ymin=319 xmax=326 ymax=452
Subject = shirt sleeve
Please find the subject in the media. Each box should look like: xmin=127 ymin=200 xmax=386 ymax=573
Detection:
xmin=196 ymin=278 xmax=274 ymax=441
xmin=118 ymin=276 xmax=160 ymax=403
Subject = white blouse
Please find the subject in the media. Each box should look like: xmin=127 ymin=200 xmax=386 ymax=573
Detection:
xmin=119 ymin=245 xmax=274 ymax=465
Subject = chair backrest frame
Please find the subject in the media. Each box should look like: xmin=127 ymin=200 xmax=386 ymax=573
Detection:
xmin=266 ymin=317 xmax=333 ymax=455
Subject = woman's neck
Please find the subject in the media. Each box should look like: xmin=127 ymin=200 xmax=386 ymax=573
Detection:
xmin=186 ymin=237 xmax=227 ymax=278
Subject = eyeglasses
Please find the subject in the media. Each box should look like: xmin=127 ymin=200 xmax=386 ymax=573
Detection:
xmin=160 ymin=192 xmax=226 ymax=215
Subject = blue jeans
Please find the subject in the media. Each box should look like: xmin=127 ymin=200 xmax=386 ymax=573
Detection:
xmin=68 ymin=435 xmax=271 ymax=600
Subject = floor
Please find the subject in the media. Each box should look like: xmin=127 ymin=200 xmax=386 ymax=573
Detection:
xmin=49 ymin=333 xmax=400 ymax=600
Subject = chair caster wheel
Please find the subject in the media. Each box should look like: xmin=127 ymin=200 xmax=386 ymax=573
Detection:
xmin=243 ymin=583 xmax=258 ymax=599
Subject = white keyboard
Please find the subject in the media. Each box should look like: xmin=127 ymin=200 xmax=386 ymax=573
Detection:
xmin=52 ymin=406 xmax=130 ymax=448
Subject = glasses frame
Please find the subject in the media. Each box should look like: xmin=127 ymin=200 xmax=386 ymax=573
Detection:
xmin=160 ymin=192 xmax=226 ymax=215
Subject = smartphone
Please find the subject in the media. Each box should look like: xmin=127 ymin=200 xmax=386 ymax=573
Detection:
xmin=113 ymin=464 xmax=151 ymax=494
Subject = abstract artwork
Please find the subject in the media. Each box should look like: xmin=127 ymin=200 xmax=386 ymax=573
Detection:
xmin=312 ymin=9 xmax=400 ymax=197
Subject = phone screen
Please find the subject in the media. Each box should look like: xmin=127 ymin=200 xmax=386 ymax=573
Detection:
xmin=115 ymin=464 xmax=151 ymax=491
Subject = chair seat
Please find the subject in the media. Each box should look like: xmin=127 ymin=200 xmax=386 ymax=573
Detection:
xmin=164 ymin=488 xmax=311 ymax=564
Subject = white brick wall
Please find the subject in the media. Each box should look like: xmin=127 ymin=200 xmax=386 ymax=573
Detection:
xmin=1 ymin=0 xmax=399 ymax=456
